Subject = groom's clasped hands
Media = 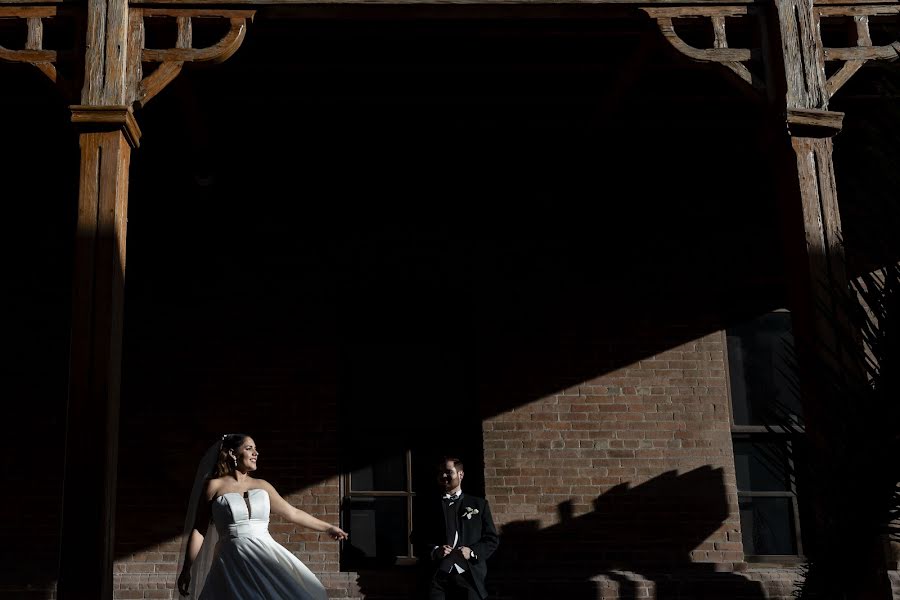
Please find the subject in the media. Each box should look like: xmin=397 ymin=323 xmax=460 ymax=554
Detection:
xmin=440 ymin=544 xmax=474 ymax=560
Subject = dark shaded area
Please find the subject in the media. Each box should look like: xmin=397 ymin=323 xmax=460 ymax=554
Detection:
xmin=832 ymin=60 xmax=900 ymax=277
xmin=14 ymin=9 xmax=900 ymax=595
xmin=0 ymin=63 xmax=77 ymax=595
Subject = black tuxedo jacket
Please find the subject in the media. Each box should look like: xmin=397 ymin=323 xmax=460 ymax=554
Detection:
xmin=411 ymin=493 xmax=500 ymax=599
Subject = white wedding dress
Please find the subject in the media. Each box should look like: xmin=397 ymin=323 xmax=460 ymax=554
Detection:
xmin=198 ymin=488 xmax=328 ymax=600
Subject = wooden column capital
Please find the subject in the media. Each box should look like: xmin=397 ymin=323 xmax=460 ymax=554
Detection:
xmin=70 ymin=105 xmax=142 ymax=148
xmin=785 ymin=107 xmax=844 ymax=138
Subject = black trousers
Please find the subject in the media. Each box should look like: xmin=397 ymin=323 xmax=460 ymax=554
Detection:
xmin=429 ymin=569 xmax=482 ymax=600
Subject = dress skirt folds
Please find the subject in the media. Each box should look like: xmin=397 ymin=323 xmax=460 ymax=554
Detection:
xmin=199 ymin=488 xmax=328 ymax=600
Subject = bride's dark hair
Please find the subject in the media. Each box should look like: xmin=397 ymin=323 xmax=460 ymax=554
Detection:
xmin=214 ymin=433 xmax=250 ymax=478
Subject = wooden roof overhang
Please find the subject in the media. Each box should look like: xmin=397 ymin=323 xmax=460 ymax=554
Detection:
xmin=3 ymin=0 xmax=898 ymax=114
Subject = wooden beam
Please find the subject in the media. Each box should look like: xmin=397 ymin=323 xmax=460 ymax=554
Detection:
xmin=0 ymin=0 xmax=755 ymax=5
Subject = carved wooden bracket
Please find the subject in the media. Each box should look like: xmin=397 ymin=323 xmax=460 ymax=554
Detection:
xmin=644 ymin=3 xmax=900 ymax=104
xmin=816 ymin=6 xmax=900 ymax=100
xmin=129 ymin=9 xmax=255 ymax=108
xmin=0 ymin=7 xmax=71 ymax=93
xmin=0 ymin=6 xmax=252 ymax=109
xmin=642 ymin=6 xmax=764 ymax=95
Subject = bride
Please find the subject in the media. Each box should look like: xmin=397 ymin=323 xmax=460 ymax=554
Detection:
xmin=177 ymin=433 xmax=348 ymax=599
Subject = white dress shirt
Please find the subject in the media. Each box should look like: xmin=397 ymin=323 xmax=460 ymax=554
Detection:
xmin=436 ymin=489 xmax=467 ymax=573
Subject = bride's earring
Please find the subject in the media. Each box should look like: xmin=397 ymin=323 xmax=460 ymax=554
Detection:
xmin=232 ymin=456 xmax=238 ymax=468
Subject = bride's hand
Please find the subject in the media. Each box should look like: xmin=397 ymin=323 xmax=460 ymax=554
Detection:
xmin=177 ymin=569 xmax=191 ymax=596
xmin=326 ymin=525 xmax=349 ymax=541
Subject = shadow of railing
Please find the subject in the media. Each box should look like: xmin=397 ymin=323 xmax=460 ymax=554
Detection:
xmin=490 ymin=467 xmax=763 ymax=599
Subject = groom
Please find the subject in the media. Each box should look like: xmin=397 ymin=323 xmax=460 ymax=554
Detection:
xmin=412 ymin=457 xmax=499 ymax=599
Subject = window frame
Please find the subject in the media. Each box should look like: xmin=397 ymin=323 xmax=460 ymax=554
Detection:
xmin=340 ymin=448 xmax=418 ymax=568
xmin=723 ymin=314 xmax=806 ymax=563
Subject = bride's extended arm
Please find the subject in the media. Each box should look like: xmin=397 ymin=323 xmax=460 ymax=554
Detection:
xmin=260 ymin=480 xmax=349 ymax=540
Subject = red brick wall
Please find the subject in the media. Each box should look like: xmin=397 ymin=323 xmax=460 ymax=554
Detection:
xmin=483 ymin=331 xmax=736 ymax=541
xmin=480 ymin=330 xmax=756 ymax=598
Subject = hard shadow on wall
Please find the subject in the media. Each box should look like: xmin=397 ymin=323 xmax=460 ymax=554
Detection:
xmin=491 ymin=467 xmax=763 ymax=600
xmin=352 ymin=467 xmax=766 ymax=599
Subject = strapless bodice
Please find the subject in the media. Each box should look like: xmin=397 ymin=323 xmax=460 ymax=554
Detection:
xmin=211 ymin=488 xmax=270 ymax=539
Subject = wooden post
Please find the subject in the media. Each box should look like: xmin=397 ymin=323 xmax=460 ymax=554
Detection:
xmin=766 ymin=0 xmax=851 ymax=382
xmin=57 ymin=0 xmax=138 ymax=595
xmin=767 ymin=0 xmax=890 ymax=597
xmin=776 ymin=113 xmax=850 ymax=391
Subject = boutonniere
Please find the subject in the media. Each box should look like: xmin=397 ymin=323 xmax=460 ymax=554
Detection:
xmin=463 ymin=506 xmax=480 ymax=520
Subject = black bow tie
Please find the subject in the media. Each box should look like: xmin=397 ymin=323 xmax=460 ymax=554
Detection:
xmin=443 ymin=493 xmax=460 ymax=502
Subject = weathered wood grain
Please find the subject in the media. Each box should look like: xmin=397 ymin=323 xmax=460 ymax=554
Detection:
xmin=817 ymin=11 xmax=900 ymax=99
xmin=651 ymin=17 xmax=753 ymax=61
xmin=825 ymin=60 xmax=864 ymax=97
xmin=0 ymin=4 xmax=60 ymax=9
xmin=125 ymin=8 xmax=143 ymax=103
xmin=0 ymin=12 xmax=56 ymax=65
xmin=789 ymin=136 xmax=849 ymax=357
xmin=786 ymin=106 xmax=844 ymax=136
xmin=141 ymin=7 xmax=257 ymax=17
xmin=817 ymin=4 xmax=900 ymax=14
xmin=137 ymin=61 xmax=183 ymax=106
xmin=0 ymin=47 xmax=55 ymax=61
xmin=70 ymin=105 xmax=142 ymax=147
xmin=642 ymin=5 xmax=750 ymax=16
xmin=59 ymin=109 xmax=137 ymax=600
xmin=774 ymin=0 xmax=828 ymax=109
xmin=642 ymin=7 xmax=761 ymax=91
xmin=142 ymin=16 xmax=247 ymax=63
xmin=824 ymin=45 xmax=897 ymax=60
xmin=25 ymin=15 xmax=41 ymax=48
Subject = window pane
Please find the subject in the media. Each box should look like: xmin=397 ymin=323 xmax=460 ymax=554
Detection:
xmin=739 ymin=497 xmax=797 ymax=555
xmin=733 ymin=440 xmax=790 ymax=491
xmin=727 ymin=312 xmax=801 ymax=426
xmin=350 ymin=454 xmax=407 ymax=492
xmin=344 ymin=496 xmax=409 ymax=561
